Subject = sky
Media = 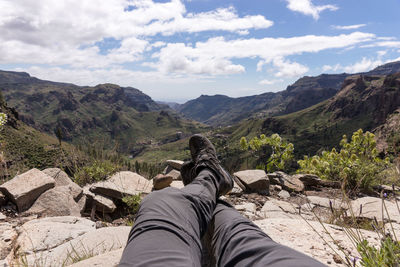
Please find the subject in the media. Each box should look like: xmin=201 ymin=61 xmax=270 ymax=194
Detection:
xmin=0 ymin=0 xmax=399 ymax=103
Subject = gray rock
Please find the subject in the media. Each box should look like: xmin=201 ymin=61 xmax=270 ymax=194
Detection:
xmin=0 ymin=222 xmax=17 ymax=260
xmin=278 ymin=190 xmax=290 ymax=199
xmin=295 ymin=174 xmax=321 ymax=187
xmin=16 ymin=226 xmax=130 ymax=266
xmin=42 ymin=168 xmax=83 ymax=200
xmin=306 ymin=196 xmax=347 ymax=210
xmin=166 ymin=169 xmax=182 ymax=180
xmin=83 ymin=187 xmax=116 ymax=214
xmin=153 ymin=174 xmax=173 ymax=190
xmin=234 ymin=203 xmax=257 ymax=219
xmin=233 ymin=170 xmax=269 ymax=194
xmin=0 ymin=168 xmax=55 ymax=211
xmin=162 ymin=165 xmax=174 ymax=175
xmin=26 ymin=185 xmax=82 ymax=217
xmin=351 ymin=197 xmax=400 ymax=223
xmin=254 ymin=218 xmax=379 ymax=266
xmin=0 ymin=213 xmax=5 ymax=220
xmin=166 ymin=160 xmax=184 ymax=170
xmin=15 ymin=216 xmax=96 ymax=254
xmin=260 ymin=199 xmax=300 ymax=219
xmin=90 ymin=171 xmax=152 ymax=199
xmin=267 ymin=171 xmax=304 ymax=192
xmin=69 ymin=248 xmax=124 ymax=267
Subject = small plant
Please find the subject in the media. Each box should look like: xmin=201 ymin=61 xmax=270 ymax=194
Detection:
xmin=0 ymin=112 xmax=6 ymax=127
xmin=122 ymin=194 xmax=142 ymax=214
xmin=240 ymin=133 xmax=294 ymax=173
xmin=298 ymin=129 xmax=390 ymax=193
xmin=357 ymin=237 xmax=400 ymax=267
xmin=73 ymin=160 xmax=119 ymax=186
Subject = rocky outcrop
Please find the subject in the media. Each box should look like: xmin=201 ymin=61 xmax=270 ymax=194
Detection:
xmin=267 ymin=171 xmax=305 ymax=192
xmin=0 ymin=169 xmax=55 ymax=211
xmin=166 ymin=160 xmax=184 ymax=171
xmin=42 ymin=168 xmax=83 ymax=200
xmin=233 ymin=170 xmax=270 ymax=194
xmin=90 ymin=171 xmax=152 ymax=199
xmin=69 ymin=248 xmax=124 ymax=267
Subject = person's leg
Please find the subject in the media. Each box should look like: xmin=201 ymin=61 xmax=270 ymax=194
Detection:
xmin=210 ymin=200 xmax=327 ymax=267
xmin=119 ymin=169 xmax=218 ymax=267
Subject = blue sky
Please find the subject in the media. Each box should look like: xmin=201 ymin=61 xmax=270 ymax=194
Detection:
xmin=0 ymin=0 xmax=399 ymax=102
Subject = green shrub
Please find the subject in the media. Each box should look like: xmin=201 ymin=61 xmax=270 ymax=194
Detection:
xmin=298 ymin=129 xmax=390 ymax=193
xmin=0 ymin=112 xmax=6 ymax=127
xmin=74 ymin=160 xmax=119 ymax=186
xmin=357 ymin=237 xmax=400 ymax=267
xmin=240 ymin=133 xmax=294 ymax=173
xmin=122 ymin=194 xmax=142 ymax=214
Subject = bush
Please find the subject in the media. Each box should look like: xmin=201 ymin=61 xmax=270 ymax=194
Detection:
xmin=73 ymin=160 xmax=119 ymax=186
xmin=357 ymin=237 xmax=400 ymax=267
xmin=240 ymin=133 xmax=294 ymax=173
xmin=298 ymin=129 xmax=390 ymax=193
xmin=122 ymin=194 xmax=142 ymax=214
xmin=0 ymin=113 xmax=6 ymax=127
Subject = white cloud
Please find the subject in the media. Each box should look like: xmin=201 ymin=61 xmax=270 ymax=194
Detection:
xmin=272 ymin=58 xmax=309 ymax=77
xmin=259 ymin=79 xmax=283 ymax=85
xmin=343 ymin=57 xmax=383 ymax=73
xmin=333 ymin=24 xmax=366 ymax=30
xmin=285 ymin=0 xmax=338 ymax=20
xmin=0 ymin=0 xmax=273 ymax=67
xmin=149 ymin=32 xmax=375 ymax=76
xmin=322 ymin=64 xmax=341 ymax=72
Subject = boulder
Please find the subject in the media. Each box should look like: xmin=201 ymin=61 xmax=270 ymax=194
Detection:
xmin=69 ymin=248 xmax=124 ymax=267
xmin=233 ymin=170 xmax=269 ymax=194
xmin=0 ymin=168 xmax=55 ymax=211
xmin=166 ymin=160 xmax=184 ymax=170
xmin=0 ymin=213 xmax=5 ymax=220
xmin=17 ymin=226 xmax=130 ymax=266
xmin=229 ymin=181 xmax=244 ymax=195
xmin=90 ymin=171 xmax=152 ymax=199
xmin=0 ymin=223 xmax=17 ymax=260
xmin=254 ymin=218 xmax=379 ymax=266
xmin=351 ymin=197 xmax=400 ymax=223
xmin=42 ymin=168 xmax=82 ymax=200
xmin=153 ymin=174 xmax=173 ymax=190
xmin=26 ymin=185 xmax=83 ymax=217
xmin=166 ymin=169 xmax=182 ymax=180
xmin=15 ymin=216 xmax=96 ymax=254
xmin=295 ymin=174 xmax=321 ymax=187
xmin=83 ymin=187 xmax=116 ymax=214
xmin=278 ymin=190 xmax=290 ymax=199
xmin=260 ymin=199 xmax=300 ymax=219
xmin=267 ymin=171 xmax=304 ymax=192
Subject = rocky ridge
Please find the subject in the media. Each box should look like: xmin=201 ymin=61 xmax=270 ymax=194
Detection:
xmin=0 ymin=161 xmax=398 ymax=266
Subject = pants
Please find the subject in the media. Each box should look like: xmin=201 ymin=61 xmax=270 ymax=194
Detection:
xmin=119 ymin=169 xmax=326 ymax=267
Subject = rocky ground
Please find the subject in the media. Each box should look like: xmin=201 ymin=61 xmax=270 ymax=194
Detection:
xmin=0 ymin=161 xmax=398 ymax=266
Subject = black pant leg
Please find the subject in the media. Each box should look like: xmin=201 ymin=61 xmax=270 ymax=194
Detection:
xmin=211 ymin=200 xmax=327 ymax=267
xmin=119 ymin=169 xmax=218 ymax=266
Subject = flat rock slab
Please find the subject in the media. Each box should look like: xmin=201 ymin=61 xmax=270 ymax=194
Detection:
xmin=0 ymin=223 xmax=17 ymax=260
xmin=19 ymin=226 xmax=130 ymax=266
xmin=305 ymin=196 xmax=347 ymax=211
xmin=255 ymin=218 xmax=379 ymax=266
xmin=351 ymin=197 xmax=400 ymax=223
xmin=90 ymin=172 xmax=152 ymax=199
xmin=26 ymin=185 xmax=83 ymax=217
xmin=233 ymin=170 xmax=270 ymax=194
xmin=15 ymin=216 xmax=96 ymax=253
xmin=69 ymin=248 xmax=123 ymax=267
xmin=0 ymin=168 xmax=55 ymax=211
xmin=166 ymin=160 xmax=184 ymax=171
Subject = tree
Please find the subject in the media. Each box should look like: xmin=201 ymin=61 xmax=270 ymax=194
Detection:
xmin=54 ymin=126 xmax=63 ymax=147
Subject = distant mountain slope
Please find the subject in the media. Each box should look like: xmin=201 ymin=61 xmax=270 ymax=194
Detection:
xmin=249 ymin=72 xmax=400 ymax=155
xmin=0 ymin=71 xmax=207 ymax=154
xmin=178 ymin=61 xmax=400 ymax=126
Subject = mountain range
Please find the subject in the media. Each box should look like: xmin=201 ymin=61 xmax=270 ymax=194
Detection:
xmin=176 ymin=61 xmax=400 ymax=126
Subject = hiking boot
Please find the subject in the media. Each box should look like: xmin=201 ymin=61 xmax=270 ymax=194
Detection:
xmin=188 ymin=134 xmax=233 ymax=195
xmin=181 ymin=160 xmax=195 ymax=186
